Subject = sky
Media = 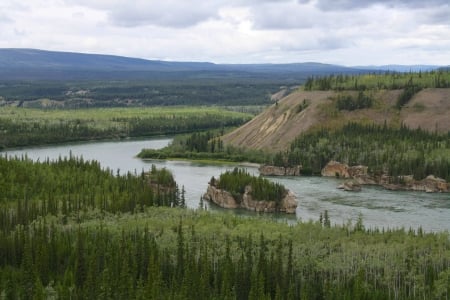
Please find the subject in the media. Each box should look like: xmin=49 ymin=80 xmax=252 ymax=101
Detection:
xmin=0 ymin=0 xmax=449 ymax=66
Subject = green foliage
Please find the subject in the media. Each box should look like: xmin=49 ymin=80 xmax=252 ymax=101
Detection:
xmin=335 ymin=91 xmax=373 ymax=111
xmin=0 ymin=206 xmax=449 ymax=299
xmin=295 ymin=99 xmax=310 ymax=113
xmin=0 ymin=107 xmax=251 ymax=149
xmin=0 ymin=79 xmax=282 ymax=107
xmin=214 ymin=168 xmax=287 ymax=205
xmin=303 ymin=70 xmax=450 ymax=91
xmin=269 ymin=122 xmax=450 ymax=180
xmin=395 ymin=79 xmax=422 ymax=109
xmin=138 ymin=130 xmax=269 ymax=164
xmin=0 ymin=149 xmax=446 ymax=298
xmin=0 ymin=156 xmax=182 ymax=231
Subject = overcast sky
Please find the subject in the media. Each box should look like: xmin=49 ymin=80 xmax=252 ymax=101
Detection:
xmin=1 ymin=0 xmax=449 ymax=65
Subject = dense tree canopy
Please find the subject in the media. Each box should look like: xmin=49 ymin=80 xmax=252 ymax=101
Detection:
xmin=303 ymin=70 xmax=450 ymax=91
xmin=214 ymin=168 xmax=287 ymax=205
xmin=0 ymin=155 xmax=182 ymax=231
xmin=269 ymin=123 xmax=450 ymax=181
xmin=0 ymin=107 xmax=251 ymax=149
xmin=0 ymin=150 xmax=449 ymax=299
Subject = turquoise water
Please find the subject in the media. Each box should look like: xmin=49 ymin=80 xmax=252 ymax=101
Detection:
xmin=3 ymin=138 xmax=449 ymax=232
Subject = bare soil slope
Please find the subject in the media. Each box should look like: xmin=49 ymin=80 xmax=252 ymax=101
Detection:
xmin=223 ymin=88 xmax=450 ymax=152
xmin=401 ymin=88 xmax=450 ymax=132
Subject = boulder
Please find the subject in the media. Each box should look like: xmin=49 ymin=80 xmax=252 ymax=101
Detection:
xmin=279 ymin=191 xmax=298 ymax=213
xmin=321 ymin=161 xmax=350 ymax=178
xmin=321 ymin=160 xmax=449 ymax=193
xmin=412 ymin=175 xmax=449 ymax=193
xmin=203 ymin=185 xmax=239 ymax=209
xmin=337 ymin=180 xmax=362 ymax=192
xmin=353 ymin=175 xmax=377 ymax=185
xmin=348 ymin=165 xmax=368 ymax=177
xmin=203 ymin=184 xmax=297 ymax=213
xmin=259 ymin=165 xmax=302 ymax=176
xmin=242 ymin=193 xmax=277 ymax=212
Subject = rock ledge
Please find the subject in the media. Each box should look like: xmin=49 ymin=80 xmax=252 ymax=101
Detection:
xmin=203 ymin=184 xmax=297 ymax=213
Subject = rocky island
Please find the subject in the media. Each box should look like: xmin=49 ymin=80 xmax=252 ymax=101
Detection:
xmin=203 ymin=168 xmax=297 ymax=213
xmin=321 ymin=160 xmax=449 ymax=193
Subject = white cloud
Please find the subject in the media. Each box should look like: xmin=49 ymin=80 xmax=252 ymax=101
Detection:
xmin=0 ymin=0 xmax=448 ymax=65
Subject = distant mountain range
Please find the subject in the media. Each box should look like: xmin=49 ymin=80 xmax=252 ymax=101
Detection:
xmin=354 ymin=65 xmax=442 ymax=72
xmin=0 ymin=48 xmax=445 ymax=80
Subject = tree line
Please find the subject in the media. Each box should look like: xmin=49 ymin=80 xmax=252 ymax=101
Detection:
xmin=212 ymin=168 xmax=287 ymax=205
xmin=268 ymin=122 xmax=450 ymax=181
xmin=138 ymin=130 xmax=269 ymax=164
xmin=0 ymin=155 xmax=449 ymax=299
xmin=0 ymin=207 xmax=449 ymax=299
xmin=0 ymin=79 xmax=283 ymax=107
xmin=335 ymin=91 xmax=373 ymax=111
xmin=303 ymin=70 xmax=450 ymax=91
xmin=0 ymin=107 xmax=251 ymax=149
xmin=0 ymin=155 xmax=183 ymax=231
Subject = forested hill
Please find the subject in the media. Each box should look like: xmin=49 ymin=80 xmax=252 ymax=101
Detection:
xmin=0 ymin=48 xmax=380 ymax=80
xmin=223 ymin=71 xmax=450 ymax=152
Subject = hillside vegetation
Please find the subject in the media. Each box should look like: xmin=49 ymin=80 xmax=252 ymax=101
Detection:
xmin=1 ymin=157 xmax=449 ymax=299
xmin=269 ymin=123 xmax=450 ymax=180
xmin=303 ymin=70 xmax=450 ymax=91
xmin=223 ymin=71 xmax=450 ymax=152
xmin=0 ymin=79 xmax=285 ymax=107
xmin=0 ymin=107 xmax=251 ymax=149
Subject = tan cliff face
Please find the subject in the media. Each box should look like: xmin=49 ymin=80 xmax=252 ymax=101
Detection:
xmin=258 ymin=165 xmax=302 ymax=176
xmin=204 ymin=185 xmax=239 ymax=209
xmin=321 ymin=161 xmax=369 ymax=179
xmin=321 ymin=161 xmax=449 ymax=193
xmin=203 ymin=184 xmax=297 ymax=214
xmin=222 ymin=88 xmax=450 ymax=153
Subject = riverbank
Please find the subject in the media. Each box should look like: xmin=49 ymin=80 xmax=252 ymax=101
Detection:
xmin=3 ymin=138 xmax=450 ymax=232
xmin=0 ymin=106 xmax=251 ymax=149
xmin=258 ymin=161 xmax=450 ymax=193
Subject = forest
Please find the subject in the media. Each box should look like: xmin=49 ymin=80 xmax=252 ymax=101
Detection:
xmin=303 ymin=69 xmax=450 ymax=91
xmin=0 ymin=156 xmax=449 ymax=299
xmin=138 ymin=129 xmax=270 ymax=163
xmin=0 ymin=155 xmax=185 ymax=231
xmin=139 ymin=122 xmax=450 ymax=183
xmin=212 ymin=168 xmax=287 ymax=205
xmin=1 ymin=68 xmax=449 ymax=298
xmin=0 ymin=78 xmax=287 ymax=107
xmin=268 ymin=122 xmax=450 ymax=181
xmin=0 ymin=107 xmax=251 ymax=149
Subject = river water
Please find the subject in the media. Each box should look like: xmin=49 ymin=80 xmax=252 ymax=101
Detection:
xmin=2 ymin=138 xmax=449 ymax=232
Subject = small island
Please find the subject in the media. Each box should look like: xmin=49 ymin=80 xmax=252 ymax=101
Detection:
xmin=321 ymin=160 xmax=449 ymax=193
xmin=203 ymin=168 xmax=297 ymax=213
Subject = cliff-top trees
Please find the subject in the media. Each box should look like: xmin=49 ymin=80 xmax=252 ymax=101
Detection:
xmin=215 ymin=168 xmax=287 ymax=204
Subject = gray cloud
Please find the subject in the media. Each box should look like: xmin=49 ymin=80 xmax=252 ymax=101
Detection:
xmin=249 ymin=1 xmax=364 ymax=31
xmin=60 ymin=0 xmax=221 ymax=28
xmin=0 ymin=13 xmax=13 ymax=23
xmin=62 ymin=0 xmax=295 ymax=28
xmin=1 ymin=0 xmax=448 ymax=65
xmin=106 ymin=1 xmax=220 ymax=28
xmin=309 ymin=0 xmax=450 ymax=11
xmin=251 ymin=3 xmax=317 ymax=29
xmin=422 ymin=5 xmax=450 ymax=25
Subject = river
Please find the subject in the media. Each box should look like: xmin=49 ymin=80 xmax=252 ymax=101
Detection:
xmin=2 ymin=137 xmax=449 ymax=232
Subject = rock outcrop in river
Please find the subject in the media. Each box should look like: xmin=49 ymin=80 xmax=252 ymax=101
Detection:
xmin=321 ymin=160 xmax=368 ymax=179
xmin=321 ymin=161 xmax=449 ymax=193
xmin=259 ymin=165 xmax=302 ymax=176
xmin=203 ymin=183 xmax=297 ymax=213
xmin=337 ymin=180 xmax=362 ymax=192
